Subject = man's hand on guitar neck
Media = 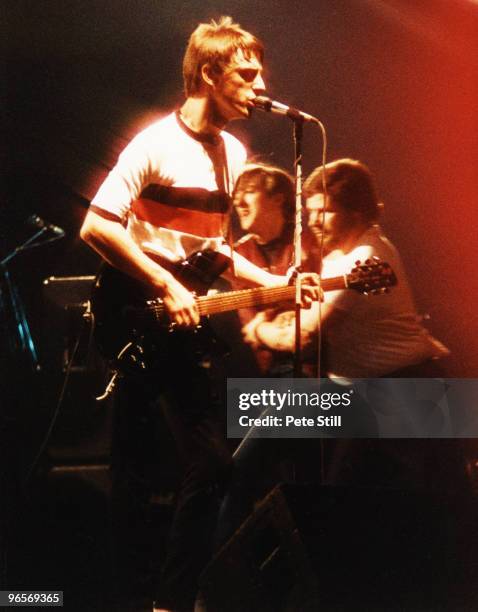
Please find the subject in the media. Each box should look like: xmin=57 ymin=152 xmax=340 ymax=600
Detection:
xmin=267 ymin=271 xmax=322 ymax=309
xmin=295 ymin=272 xmax=323 ymax=308
xmin=223 ymin=248 xmax=321 ymax=307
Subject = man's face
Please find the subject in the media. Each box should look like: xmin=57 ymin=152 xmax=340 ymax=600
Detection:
xmin=209 ymin=49 xmax=265 ymax=122
xmin=306 ymin=193 xmax=357 ymax=254
xmin=234 ymin=178 xmax=283 ymax=237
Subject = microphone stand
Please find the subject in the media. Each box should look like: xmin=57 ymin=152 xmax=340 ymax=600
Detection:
xmin=292 ymin=117 xmax=304 ymax=378
xmin=1 ymin=228 xmax=49 ymax=372
xmin=252 ymin=97 xmax=327 ymax=380
xmin=1 ymin=227 xmax=48 ymax=266
xmin=288 ymin=112 xmax=328 ymax=382
xmin=1 ymin=224 xmax=65 ymax=372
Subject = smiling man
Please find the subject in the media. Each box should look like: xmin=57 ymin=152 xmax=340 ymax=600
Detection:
xmin=79 ymin=17 xmax=320 ymax=612
xmin=230 ymin=163 xmax=317 ymax=375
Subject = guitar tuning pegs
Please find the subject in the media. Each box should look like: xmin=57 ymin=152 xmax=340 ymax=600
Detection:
xmin=372 ymin=255 xmax=380 ymax=261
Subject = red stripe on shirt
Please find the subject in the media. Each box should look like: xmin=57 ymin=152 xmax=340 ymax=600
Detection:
xmin=132 ymin=198 xmax=224 ymax=238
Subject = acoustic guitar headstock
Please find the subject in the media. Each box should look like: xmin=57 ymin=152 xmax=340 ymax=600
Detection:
xmin=346 ymin=257 xmax=397 ymax=295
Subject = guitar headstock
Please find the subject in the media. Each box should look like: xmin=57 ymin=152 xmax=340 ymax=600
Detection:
xmin=346 ymin=257 xmax=397 ymax=295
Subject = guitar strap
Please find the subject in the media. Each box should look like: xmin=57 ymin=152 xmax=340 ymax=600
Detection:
xmin=175 ymin=110 xmax=236 ymax=276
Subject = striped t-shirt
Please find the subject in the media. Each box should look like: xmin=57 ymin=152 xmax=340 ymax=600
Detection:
xmin=91 ymin=111 xmax=247 ymax=262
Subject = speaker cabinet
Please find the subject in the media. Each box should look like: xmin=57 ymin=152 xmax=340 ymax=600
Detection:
xmin=41 ymin=275 xmax=111 ymax=463
xmin=201 ymin=483 xmax=468 ymax=611
xmin=201 ymin=483 xmax=319 ymax=612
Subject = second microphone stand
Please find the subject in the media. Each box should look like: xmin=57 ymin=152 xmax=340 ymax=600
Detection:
xmin=292 ymin=118 xmax=305 ymax=378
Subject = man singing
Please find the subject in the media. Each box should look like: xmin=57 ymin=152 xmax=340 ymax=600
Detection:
xmin=81 ymin=16 xmax=317 ymax=612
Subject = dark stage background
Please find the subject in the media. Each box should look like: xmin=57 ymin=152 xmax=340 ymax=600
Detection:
xmin=2 ymin=1 xmax=478 ymax=609
xmin=4 ymin=0 xmax=478 ymax=377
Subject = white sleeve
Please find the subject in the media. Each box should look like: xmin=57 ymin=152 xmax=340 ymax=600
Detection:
xmin=91 ymin=132 xmax=152 ymax=220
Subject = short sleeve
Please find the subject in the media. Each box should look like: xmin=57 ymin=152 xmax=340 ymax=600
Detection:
xmin=91 ymin=132 xmax=152 ymax=220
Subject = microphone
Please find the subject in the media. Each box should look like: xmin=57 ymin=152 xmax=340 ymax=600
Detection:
xmin=253 ymin=96 xmax=319 ymax=124
xmin=28 ymin=214 xmax=65 ymax=237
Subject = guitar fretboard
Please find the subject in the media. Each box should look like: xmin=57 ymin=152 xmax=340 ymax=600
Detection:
xmin=146 ymin=277 xmax=346 ymax=320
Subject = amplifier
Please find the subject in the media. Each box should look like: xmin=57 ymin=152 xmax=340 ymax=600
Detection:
xmin=42 ymin=275 xmax=96 ymax=372
xmin=41 ymin=274 xmax=111 ymax=463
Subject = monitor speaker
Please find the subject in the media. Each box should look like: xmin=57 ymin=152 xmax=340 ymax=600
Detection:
xmin=200 ymin=482 xmax=464 ymax=611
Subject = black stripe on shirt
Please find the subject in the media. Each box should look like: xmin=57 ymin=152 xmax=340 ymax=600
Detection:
xmin=140 ymin=184 xmax=231 ymax=214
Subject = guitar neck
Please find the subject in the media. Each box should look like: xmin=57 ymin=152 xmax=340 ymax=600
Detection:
xmin=195 ymin=276 xmax=347 ymax=316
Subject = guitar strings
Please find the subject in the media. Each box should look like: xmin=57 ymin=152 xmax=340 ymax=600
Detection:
xmin=140 ymin=276 xmax=347 ymax=319
xmin=135 ymin=264 xmax=392 ymax=320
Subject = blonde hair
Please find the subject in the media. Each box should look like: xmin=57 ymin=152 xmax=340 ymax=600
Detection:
xmin=183 ymin=16 xmax=264 ymax=97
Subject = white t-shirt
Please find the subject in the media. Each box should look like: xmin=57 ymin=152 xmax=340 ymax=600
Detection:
xmin=91 ymin=112 xmax=247 ymax=261
xmin=321 ymin=226 xmax=448 ymax=378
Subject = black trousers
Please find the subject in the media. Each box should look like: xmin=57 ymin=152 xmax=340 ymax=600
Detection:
xmin=112 ymin=337 xmax=232 ymax=612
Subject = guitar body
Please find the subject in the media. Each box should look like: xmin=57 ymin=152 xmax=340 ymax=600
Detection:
xmin=91 ymin=249 xmax=230 ymax=360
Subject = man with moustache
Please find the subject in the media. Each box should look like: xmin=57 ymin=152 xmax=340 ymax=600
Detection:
xmin=244 ymin=158 xmax=452 ymax=491
xmin=246 ymin=158 xmax=448 ymax=379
